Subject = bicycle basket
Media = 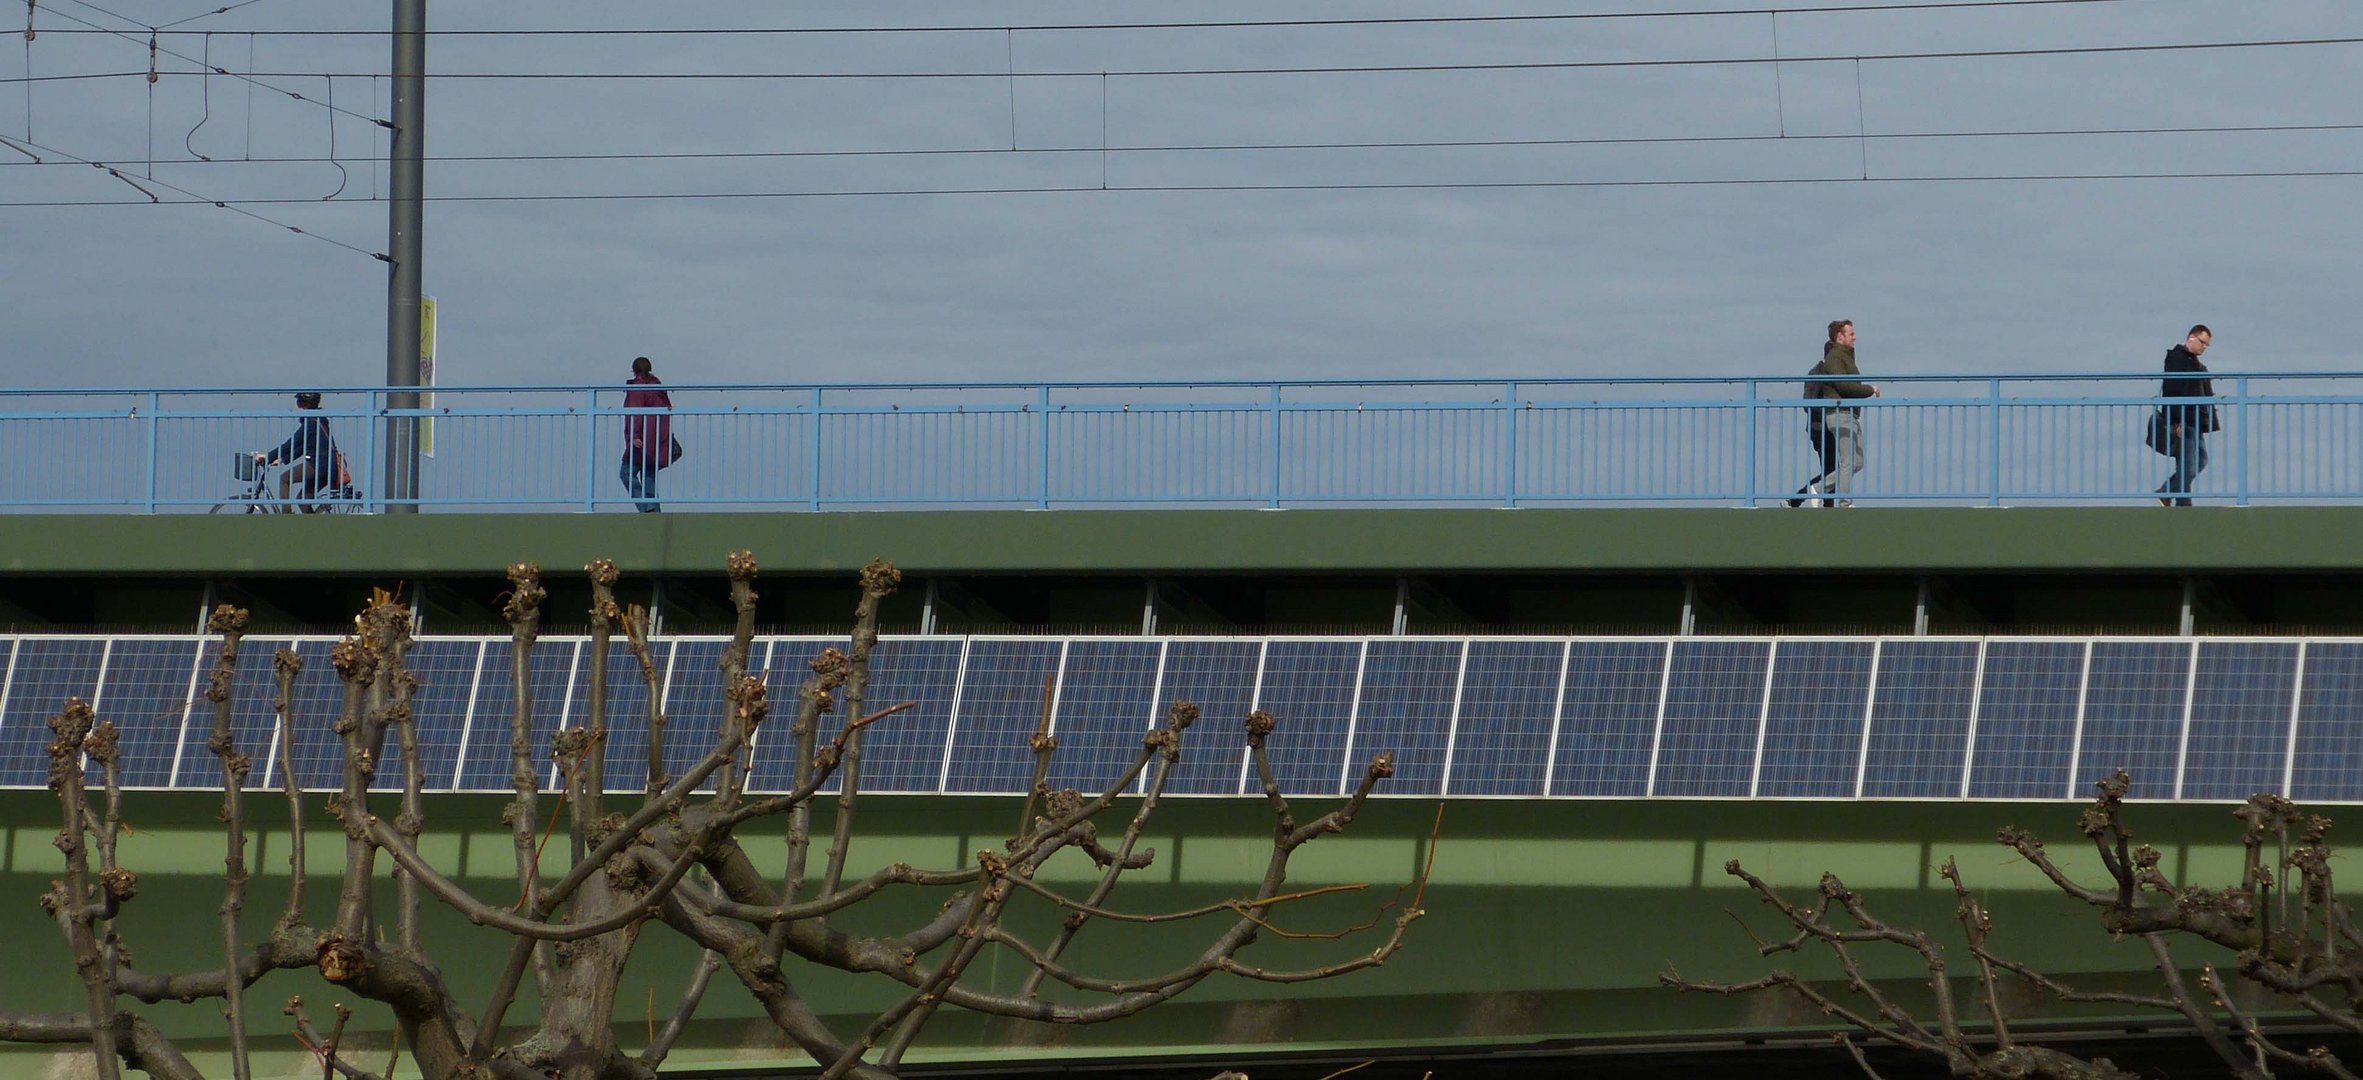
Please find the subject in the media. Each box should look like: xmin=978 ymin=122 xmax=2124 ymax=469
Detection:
xmin=233 ymin=452 xmax=262 ymax=482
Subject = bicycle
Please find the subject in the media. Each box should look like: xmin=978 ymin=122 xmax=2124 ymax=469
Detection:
xmin=209 ymin=450 xmax=365 ymax=514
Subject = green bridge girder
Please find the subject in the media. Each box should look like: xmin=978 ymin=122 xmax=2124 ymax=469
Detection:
xmin=0 ymin=790 xmax=2266 ymax=1078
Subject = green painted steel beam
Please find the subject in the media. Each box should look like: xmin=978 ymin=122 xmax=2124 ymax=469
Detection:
xmin=6 ymin=507 xmax=2363 ymax=576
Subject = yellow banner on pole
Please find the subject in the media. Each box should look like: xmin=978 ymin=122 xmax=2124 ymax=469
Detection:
xmin=420 ymin=297 xmax=438 ymax=458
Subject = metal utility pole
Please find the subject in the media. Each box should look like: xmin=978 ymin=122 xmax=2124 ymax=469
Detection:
xmin=383 ymin=0 xmax=425 ymax=512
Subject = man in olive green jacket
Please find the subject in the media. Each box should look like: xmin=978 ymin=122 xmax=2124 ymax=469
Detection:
xmin=1791 ymin=319 xmax=1879 ymax=507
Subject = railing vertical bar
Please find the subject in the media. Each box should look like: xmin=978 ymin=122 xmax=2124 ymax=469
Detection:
xmin=1036 ymin=384 xmax=1053 ymax=509
xmin=1502 ymin=381 xmax=1518 ymax=507
xmin=1267 ymin=384 xmax=1283 ymax=509
xmin=1987 ymin=378 xmax=2003 ymax=506
xmin=2236 ymin=375 xmax=2250 ymax=506
xmin=1742 ymin=381 xmax=1759 ymax=507
xmin=808 ymin=387 xmax=824 ymax=512
xmin=143 ymin=391 xmax=161 ymax=512
xmin=582 ymin=387 xmax=600 ymax=513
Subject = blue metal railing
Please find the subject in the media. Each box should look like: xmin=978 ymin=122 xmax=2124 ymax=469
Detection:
xmin=2 ymin=372 xmax=2360 ymax=512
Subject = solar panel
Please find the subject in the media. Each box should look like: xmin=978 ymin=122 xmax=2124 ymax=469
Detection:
xmin=0 ymin=638 xmax=108 ymax=786
xmin=1046 ymin=640 xmax=1163 ymax=795
xmin=656 ymin=637 xmax=747 ymax=791
xmin=1966 ymin=641 xmax=2084 ymax=799
xmin=456 ymin=637 xmax=580 ymax=792
xmin=1551 ymin=641 xmax=1663 ymax=797
xmin=3 ymin=630 xmax=2360 ymax=803
xmin=941 ymin=639 xmax=1064 ymax=794
xmin=181 ymin=636 xmax=295 ymax=789
xmin=1348 ymin=640 xmax=1462 ymax=796
xmin=564 ymin=638 xmax=665 ymax=793
xmin=94 ymin=638 xmax=202 ymax=788
xmin=1253 ymin=640 xmax=1363 ymax=796
xmin=404 ymin=639 xmax=483 ymax=792
xmin=2075 ymin=642 xmax=2191 ymax=800
xmin=1755 ymin=641 xmax=1875 ymax=798
xmin=1449 ymin=640 xmax=1563 ymax=796
xmin=841 ymin=638 xmax=967 ymax=794
xmin=1153 ymin=640 xmax=1263 ymax=795
xmin=1652 ymin=641 xmax=1771 ymax=797
xmin=1859 ymin=640 xmax=1979 ymax=798
xmin=740 ymin=637 xmax=843 ymax=793
xmin=2292 ymin=642 xmax=2363 ymax=802
xmin=2180 ymin=641 xmax=2298 ymax=801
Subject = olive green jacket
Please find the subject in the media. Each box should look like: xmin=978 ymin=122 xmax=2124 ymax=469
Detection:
xmin=1809 ymin=343 xmax=1876 ymax=400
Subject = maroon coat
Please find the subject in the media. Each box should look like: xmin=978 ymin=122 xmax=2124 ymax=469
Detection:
xmin=623 ymin=373 xmax=674 ymax=467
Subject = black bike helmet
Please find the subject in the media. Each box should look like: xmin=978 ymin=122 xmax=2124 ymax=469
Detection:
xmin=295 ymin=392 xmax=322 ymax=408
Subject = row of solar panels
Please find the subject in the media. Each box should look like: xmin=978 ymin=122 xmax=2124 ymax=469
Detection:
xmin=0 ymin=634 xmax=2354 ymax=802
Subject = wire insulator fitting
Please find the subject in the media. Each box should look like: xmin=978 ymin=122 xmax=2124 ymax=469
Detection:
xmin=23 ymin=0 xmax=34 ymax=42
xmin=147 ymin=31 xmax=159 ymax=84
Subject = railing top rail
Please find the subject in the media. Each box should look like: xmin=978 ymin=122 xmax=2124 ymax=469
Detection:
xmin=0 ymin=370 xmax=2355 ymax=398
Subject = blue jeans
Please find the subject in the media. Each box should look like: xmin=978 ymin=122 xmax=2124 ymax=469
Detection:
xmin=2158 ymin=432 xmax=2206 ymax=506
xmin=620 ymin=457 xmax=659 ymax=512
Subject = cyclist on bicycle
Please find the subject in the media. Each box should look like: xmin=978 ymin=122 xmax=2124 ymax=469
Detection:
xmin=256 ymin=392 xmax=346 ymax=511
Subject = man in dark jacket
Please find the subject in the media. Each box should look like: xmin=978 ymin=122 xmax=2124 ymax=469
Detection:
xmin=258 ymin=391 xmax=344 ymax=512
xmin=621 ymin=356 xmax=674 ymax=512
xmin=1790 ymin=319 xmax=1879 ymax=507
xmin=2156 ymin=324 xmax=2215 ymax=507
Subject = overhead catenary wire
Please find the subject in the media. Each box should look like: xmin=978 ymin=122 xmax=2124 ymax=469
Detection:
xmin=27 ymin=2 xmax=385 ymax=127
xmin=69 ymin=33 xmax=2363 ymax=82
xmin=8 ymin=167 xmax=2363 ymax=209
xmin=22 ymin=0 xmax=2149 ymax=37
xmin=7 ymin=120 xmax=2363 ymax=169
xmin=0 ymin=129 xmax=382 ymax=256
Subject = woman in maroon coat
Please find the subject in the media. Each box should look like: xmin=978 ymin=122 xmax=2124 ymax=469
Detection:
xmin=620 ymin=356 xmax=673 ymax=512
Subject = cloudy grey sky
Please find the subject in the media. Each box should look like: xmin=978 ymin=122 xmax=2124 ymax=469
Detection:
xmin=4 ymin=0 xmax=2360 ymax=392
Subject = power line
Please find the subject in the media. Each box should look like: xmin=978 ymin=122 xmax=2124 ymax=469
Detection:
xmin=25 ymin=0 xmax=2146 ymax=38
xmin=6 ymin=120 xmax=2363 ymax=169
xmin=0 ymin=130 xmax=383 ymax=256
xmin=29 ymin=4 xmax=386 ymax=127
xmin=7 ymin=168 xmax=2363 ymax=208
xmin=121 ymin=34 xmax=2363 ymax=81
xmin=158 ymin=0 xmax=274 ymax=32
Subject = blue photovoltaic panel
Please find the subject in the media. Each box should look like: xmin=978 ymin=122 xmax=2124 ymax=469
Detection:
xmin=1860 ymin=641 xmax=1979 ymax=798
xmin=456 ymin=638 xmax=580 ymax=791
xmin=1755 ymin=641 xmax=1875 ymax=798
xmin=1652 ymin=641 xmax=1770 ymax=797
xmin=1254 ymin=640 xmax=1362 ymax=796
xmin=942 ymin=640 xmax=1064 ymax=794
xmin=0 ymin=638 xmax=108 ymax=786
xmin=403 ymin=639 xmax=482 ymax=791
xmin=179 ymin=637 xmax=298 ymax=789
xmin=1347 ymin=640 xmax=1461 ymax=796
xmin=1047 ymin=640 xmax=1162 ymax=794
xmin=2181 ymin=641 xmax=2298 ymax=800
xmin=655 ymin=638 xmax=747 ymax=790
xmin=2292 ymin=643 xmax=2363 ymax=802
xmin=1450 ymin=640 xmax=1563 ymax=796
xmin=845 ymin=638 xmax=963 ymax=793
xmin=567 ymin=639 xmax=665 ymax=793
xmin=740 ymin=637 xmax=841 ymax=793
xmin=2075 ymin=642 xmax=2191 ymax=800
xmin=1154 ymin=640 xmax=1262 ymax=795
xmin=1551 ymin=641 xmax=1664 ymax=797
xmin=94 ymin=639 xmax=201 ymax=788
xmin=748 ymin=638 xmax=961 ymax=794
xmin=1967 ymin=641 xmax=2084 ymax=798
xmin=275 ymin=639 xmax=383 ymax=791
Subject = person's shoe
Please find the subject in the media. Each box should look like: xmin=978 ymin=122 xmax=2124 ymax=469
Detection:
xmin=2159 ymin=497 xmax=2173 ymax=506
xmin=1786 ymin=496 xmax=1805 ymax=508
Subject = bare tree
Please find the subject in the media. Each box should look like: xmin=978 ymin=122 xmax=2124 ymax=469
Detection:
xmin=1665 ymin=770 xmax=2363 ymax=1079
xmin=8 ymin=554 xmax=1424 ymax=1080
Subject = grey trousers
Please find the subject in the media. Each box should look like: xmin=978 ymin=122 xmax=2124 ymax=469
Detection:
xmin=1825 ymin=412 xmax=1865 ymax=500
